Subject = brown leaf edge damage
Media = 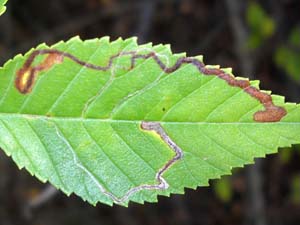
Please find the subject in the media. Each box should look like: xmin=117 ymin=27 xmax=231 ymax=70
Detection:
xmin=15 ymin=49 xmax=287 ymax=122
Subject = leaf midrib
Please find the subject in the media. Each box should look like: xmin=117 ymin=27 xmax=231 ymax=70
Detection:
xmin=0 ymin=112 xmax=298 ymax=124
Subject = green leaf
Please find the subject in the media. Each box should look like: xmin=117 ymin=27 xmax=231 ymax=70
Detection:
xmin=0 ymin=36 xmax=299 ymax=206
xmin=0 ymin=0 xmax=8 ymax=16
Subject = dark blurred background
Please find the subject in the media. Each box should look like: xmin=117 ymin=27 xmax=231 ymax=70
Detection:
xmin=0 ymin=0 xmax=300 ymax=225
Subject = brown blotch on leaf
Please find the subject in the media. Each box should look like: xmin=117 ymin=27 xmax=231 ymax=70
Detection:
xmin=15 ymin=68 xmax=37 ymax=94
xmin=254 ymin=106 xmax=287 ymax=122
xmin=40 ymin=53 xmax=64 ymax=70
xmin=15 ymin=52 xmax=64 ymax=94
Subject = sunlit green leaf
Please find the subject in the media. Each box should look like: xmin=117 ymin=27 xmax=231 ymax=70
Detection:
xmin=0 ymin=36 xmax=299 ymax=206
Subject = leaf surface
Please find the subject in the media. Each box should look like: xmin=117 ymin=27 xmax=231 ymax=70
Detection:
xmin=0 ymin=36 xmax=299 ymax=206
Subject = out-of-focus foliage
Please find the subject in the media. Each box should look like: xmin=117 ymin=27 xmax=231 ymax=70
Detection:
xmin=246 ymin=1 xmax=275 ymax=49
xmin=279 ymin=148 xmax=292 ymax=164
xmin=275 ymin=28 xmax=300 ymax=83
xmin=214 ymin=177 xmax=233 ymax=203
xmin=290 ymin=174 xmax=300 ymax=205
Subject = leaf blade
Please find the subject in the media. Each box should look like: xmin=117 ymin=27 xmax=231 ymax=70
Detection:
xmin=0 ymin=36 xmax=299 ymax=206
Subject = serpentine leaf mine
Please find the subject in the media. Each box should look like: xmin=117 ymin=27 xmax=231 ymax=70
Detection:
xmin=16 ymin=49 xmax=286 ymax=122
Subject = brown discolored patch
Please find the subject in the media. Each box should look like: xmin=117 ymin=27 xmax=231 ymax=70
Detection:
xmin=15 ymin=67 xmax=37 ymax=94
xmin=244 ymin=86 xmax=272 ymax=105
xmin=254 ymin=106 xmax=287 ymax=123
xmin=15 ymin=52 xmax=64 ymax=94
xmin=15 ymin=48 xmax=287 ymax=122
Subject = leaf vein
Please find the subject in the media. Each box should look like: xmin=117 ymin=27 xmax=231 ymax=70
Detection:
xmin=201 ymin=130 xmax=248 ymax=162
xmin=110 ymin=124 xmax=157 ymax=173
xmin=0 ymin=120 xmax=38 ymax=173
xmin=81 ymin=123 xmax=142 ymax=196
xmin=46 ymin=45 xmax=104 ymax=114
xmin=204 ymin=88 xmax=244 ymax=121
xmin=26 ymin=120 xmax=68 ymax=191
xmin=53 ymin=122 xmax=115 ymax=199
xmin=161 ymin=76 xmax=218 ymax=121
